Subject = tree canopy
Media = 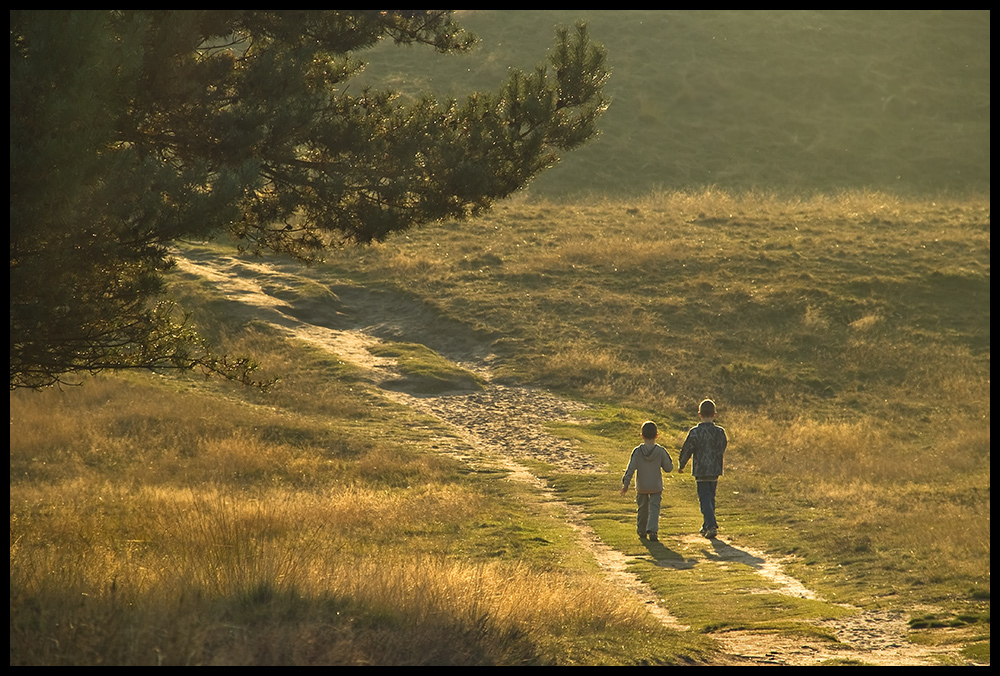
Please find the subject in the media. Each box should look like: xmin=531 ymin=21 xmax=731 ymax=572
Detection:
xmin=10 ymin=10 xmax=609 ymax=389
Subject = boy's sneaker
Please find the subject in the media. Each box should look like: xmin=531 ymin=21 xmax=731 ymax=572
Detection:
xmin=704 ymin=528 xmax=717 ymax=539
xmin=637 ymin=531 xmax=647 ymax=539
xmin=647 ymin=531 xmax=658 ymax=542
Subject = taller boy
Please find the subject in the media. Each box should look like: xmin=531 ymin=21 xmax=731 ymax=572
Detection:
xmin=678 ymin=399 xmax=728 ymax=538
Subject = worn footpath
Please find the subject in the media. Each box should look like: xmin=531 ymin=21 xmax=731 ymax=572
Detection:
xmin=175 ymin=251 xmax=972 ymax=666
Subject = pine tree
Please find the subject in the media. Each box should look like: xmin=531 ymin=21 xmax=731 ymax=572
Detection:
xmin=10 ymin=11 xmax=609 ymax=389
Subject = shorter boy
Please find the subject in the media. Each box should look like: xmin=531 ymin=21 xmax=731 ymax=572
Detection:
xmin=620 ymin=420 xmax=674 ymax=542
xmin=678 ymin=399 xmax=728 ymax=538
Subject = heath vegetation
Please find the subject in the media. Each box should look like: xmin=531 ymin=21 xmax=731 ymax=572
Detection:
xmin=11 ymin=10 xmax=989 ymax=666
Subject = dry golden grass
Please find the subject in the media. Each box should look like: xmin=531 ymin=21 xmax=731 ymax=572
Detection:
xmin=10 ymin=344 xmax=695 ymax=665
xmin=10 ymin=472 xmax=675 ymax=665
xmin=316 ymin=188 xmax=989 ymax=607
xmin=10 ymin=189 xmax=988 ymax=663
xmin=12 ymin=8 xmax=991 ymax=662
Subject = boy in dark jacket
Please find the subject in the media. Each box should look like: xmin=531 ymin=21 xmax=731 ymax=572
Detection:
xmin=678 ymin=399 xmax=728 ymax=538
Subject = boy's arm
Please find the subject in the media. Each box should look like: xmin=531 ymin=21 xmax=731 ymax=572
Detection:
xmin=661 ymin=446 xmax=674 ymax=473
xmin=620 ymin=452 xmax=637 ymax=495
xmin=678 ymin=431 xmax=695 ymax=471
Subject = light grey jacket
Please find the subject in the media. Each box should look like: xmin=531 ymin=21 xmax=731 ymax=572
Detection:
xmin=622 ymin=443 xmax=674 ymax=494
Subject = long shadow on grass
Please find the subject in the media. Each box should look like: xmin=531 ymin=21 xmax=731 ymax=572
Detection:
xmin=705 ymin=539 xmax=765 ymax=569
xmin=645 ymin=538 xmax=769 ymax=572
xmin=642 ymin=540 xmax=695 ymax=570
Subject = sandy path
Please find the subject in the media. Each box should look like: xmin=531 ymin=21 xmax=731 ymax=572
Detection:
xmin=173 ymin=252 xmax=970 ymax=666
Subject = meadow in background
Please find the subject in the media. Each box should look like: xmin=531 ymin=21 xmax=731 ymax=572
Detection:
xmin=318 ymin=188 xmax=990 ymax=607
xmin=11 ymin=10 xmax=989 ymax=665
xmin=361 ymin=10 xmax=990 ymax=198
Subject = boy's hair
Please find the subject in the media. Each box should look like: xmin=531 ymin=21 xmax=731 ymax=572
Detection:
xmin=699 ymin=399 xmax=717 ymax=417
xmin=641 ymin=420 xmax=658 ymax=439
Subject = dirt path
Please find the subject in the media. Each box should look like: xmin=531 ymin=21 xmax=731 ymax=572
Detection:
xmin=173 ymin=252 xmax=969 ymax=666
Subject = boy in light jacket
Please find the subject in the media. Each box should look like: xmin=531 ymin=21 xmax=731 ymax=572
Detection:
xmin=621 ymin=420 xmax=674 ymax=542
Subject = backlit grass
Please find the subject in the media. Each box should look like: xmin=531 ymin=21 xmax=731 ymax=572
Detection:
xmin=10 ymin=7 xmax=990 ymax=664
xmin=368 ymin=341 xmax=485 ymax=393
xmin=10 ymin=331 xmax=709 ymax=665
xmin=313 ymin=189 xmax=989 ymax=630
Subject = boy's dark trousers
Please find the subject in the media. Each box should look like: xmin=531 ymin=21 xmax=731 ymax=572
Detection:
xmin=696 ymin=479 xmax=718 ymax=532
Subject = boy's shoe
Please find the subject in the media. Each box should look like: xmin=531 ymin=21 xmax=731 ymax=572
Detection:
xmin=637 ymin=531 xmax=647 ymax=539
xmin=704 ymin=528 xmax=717 ymax=539
xmin=647 ymin=531 xmax=658 ymax=542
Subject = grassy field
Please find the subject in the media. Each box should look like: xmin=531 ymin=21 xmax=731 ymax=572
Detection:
xmin=360 ymin=10 xmax=990 ymax=198
xmin=11 ymin=190 xmax=989 ymax=664
xmin=315 ymin=188 xmax=991 ymax=607
xmin=10 ymin=10 xmax=989 ymax=666
xmin=9 ymin=331 xmax=716 ymax=665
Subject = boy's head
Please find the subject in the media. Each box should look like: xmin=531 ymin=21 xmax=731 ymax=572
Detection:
xmin=699 ymin=399 xmax=717 ymax=419
xmin=641 ymin=420 xmax=658 ymax=440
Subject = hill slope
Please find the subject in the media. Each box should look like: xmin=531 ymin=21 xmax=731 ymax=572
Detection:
xmin=361 ymin=10 xmax=990 ymax=197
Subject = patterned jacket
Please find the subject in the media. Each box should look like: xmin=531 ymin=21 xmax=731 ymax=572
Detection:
xmin=679 ymin=421 xmax=728 ymax=479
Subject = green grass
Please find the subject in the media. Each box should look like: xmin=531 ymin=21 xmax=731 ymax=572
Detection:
xmin=961 ymin=641 xmax=991 ymax=664
xmin=305 ymin=189 xmax=989 ymax=656
xmin=523 ymin=406 xmax=876 ymax=635
xmin=360 ymin=10 xmax=989 ymax=198
xmin=10 ymin=9 xmax=990 ymax=666
xmin=367 ymin=342 xmax=485 ymax=393
xmin=10 ymin=336 xmax=713 ymax=665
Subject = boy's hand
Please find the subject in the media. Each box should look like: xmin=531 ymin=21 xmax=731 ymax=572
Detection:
xmin=619 ymin=486 xmax=628 ymax=497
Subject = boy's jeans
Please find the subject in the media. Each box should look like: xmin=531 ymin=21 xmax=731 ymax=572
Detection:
xmin=636 ymin=492 xmax=662 ymax=534
xmin=696 ymin=479 xmax=718 ymax=531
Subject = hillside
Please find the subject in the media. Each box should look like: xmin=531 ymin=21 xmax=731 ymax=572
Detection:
xmin=13 ymin=189 xmax=988 ymax=664
xmin=9 ymin=10 xmax=990 ymax=667
xmin=360 ymin=10 xmax=990 ymax=198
